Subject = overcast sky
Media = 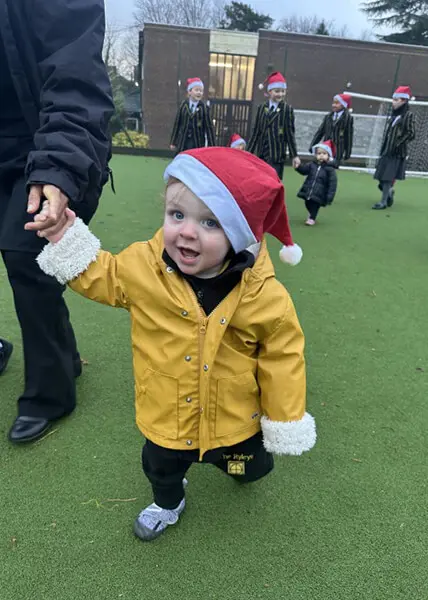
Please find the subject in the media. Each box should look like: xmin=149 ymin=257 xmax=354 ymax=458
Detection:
xmin=105 ymin=0 xmax=377 ymax=37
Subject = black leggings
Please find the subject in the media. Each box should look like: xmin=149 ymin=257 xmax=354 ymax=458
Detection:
xmin=305 ymin=200 xmax=321 ymax=220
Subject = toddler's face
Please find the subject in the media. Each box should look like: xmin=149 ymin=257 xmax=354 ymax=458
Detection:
xmin=268 ymin=88 xmax=286 ymax=103
xmin=332 ymin=99 xmax=344 ymax=112
xmin=234 ymin=143 xmax=246 ymax=151
xmin=163 ymin=182 xmax=231 ymax=278
xmin=189 ymin=86 xmax=204 ymax=102
xmin=316 ymin=149 xmax=330 ymax=163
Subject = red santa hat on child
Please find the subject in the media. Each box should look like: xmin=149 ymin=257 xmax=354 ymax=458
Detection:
xmin=334 ymin=93 xmax=352 ymax=109
xmin=164 ymin=148 xmax=302 ymax=265
xmin=258 ymin=72 xmax=287 ymax=92
xmin=393 ymin=86 xmax=414 ymax=100
xmin=187 ymin=77 xmax=204 ymax=92
xmin=312 ymin=139 xmax=336 ymax=159
xmin=229 ymin=133 xmax=246 ymax=148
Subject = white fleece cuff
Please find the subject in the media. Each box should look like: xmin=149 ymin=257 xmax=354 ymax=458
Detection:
xmin=36 ymin=218 xmax=101 ymax=285
xmin=261 ymin=412 xmax=316 ymax=456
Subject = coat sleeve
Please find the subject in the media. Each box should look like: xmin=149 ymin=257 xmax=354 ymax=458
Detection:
xmin=326 ymin=168 xmax=338 ymax=204
xmin=36 ymin=218 xmax=130 ymax=309
xmin=204 ymin=104 xmax=216 ymax=146
xmin=343 ymin=114 xmax=354 ymax=160
xmin=310 ymin=115 xmax=326 ymax=151
xmin=170 ymin=105 xmax=183 ymax=146
xmin=295 ymin=163 xmax=311 ymax=176
xmin=396 ymin=112 xmax=416 ymax=149
xmin=247 ymin=105 xmax=262 ymax=154
xmin=257 ymin=289 xmax=316 ymax=456
xmin=25 ymin=0 xmax=114 ymax=204
xmin=286 ymin=106 xmax=298 ymax=158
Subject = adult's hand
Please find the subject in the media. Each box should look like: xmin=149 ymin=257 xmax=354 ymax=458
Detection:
xmin=25 ymin=184 xmax=69 ymax=238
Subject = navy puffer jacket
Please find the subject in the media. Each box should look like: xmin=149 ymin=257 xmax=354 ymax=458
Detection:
xmin=296 ymin=161 xmax=338 ymax=206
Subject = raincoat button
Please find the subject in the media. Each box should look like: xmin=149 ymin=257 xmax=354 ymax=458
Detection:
xmin=166 ymin=266 xmax=174 ymax=273
xmin=181 ymin=310 xmax=188 ymax=317
xmin=186 ymin=397 xmax=192 ymax=403
xmin=185 ymin=355 xmax=192 ymax=362
xmin=186 ymin=440 xmax=193 ymax=446
xmin=220 ymin=318 xmax=226 ymax=324
xmin=203 ymin=364 xmax=209 ymax=371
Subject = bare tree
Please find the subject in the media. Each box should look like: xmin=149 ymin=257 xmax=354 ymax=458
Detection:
xmin=103 ymin=20 xmax=121 ymax=68
xmin=279 ymin=15 xmax=328 ymax=34
xmin=278 ymin=14 xmax=350 ymax=38
xmin=134 ymin=0 xmax=225 ymax=28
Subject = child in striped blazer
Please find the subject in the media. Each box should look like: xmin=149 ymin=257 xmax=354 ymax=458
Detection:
xmin=248 ymin=72 xmax=300 ymax=180
xmin=372 ymin=86 xmax=415 ymax=210
xmin=170 ymin=78 xmax=216 ymax=153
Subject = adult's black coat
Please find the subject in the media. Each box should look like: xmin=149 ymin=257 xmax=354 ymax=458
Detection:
xmin=0 ymin=0 xmax=114 ymax=223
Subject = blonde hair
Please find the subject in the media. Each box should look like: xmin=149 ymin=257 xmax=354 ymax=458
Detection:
xmin=164 ymin=177 xmax=199 ymax=207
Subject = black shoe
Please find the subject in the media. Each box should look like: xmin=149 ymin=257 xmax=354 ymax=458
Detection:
xmin=8 ymin=416 xmax=50 ymax=443
xmin=372 ymin=202 xmax=387 ymax=210
xmin=0 ymin=339 xmax=13 ymax=375
xmin=387 ymin=189 xmax=395 ymax=207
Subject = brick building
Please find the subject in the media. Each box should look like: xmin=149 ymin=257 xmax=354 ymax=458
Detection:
xmin=139 ymin=24 xmax=428 ymax=150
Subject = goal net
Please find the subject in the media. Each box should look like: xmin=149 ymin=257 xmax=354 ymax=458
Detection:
xmin=294 ymin=94 xmax=428 ymax=177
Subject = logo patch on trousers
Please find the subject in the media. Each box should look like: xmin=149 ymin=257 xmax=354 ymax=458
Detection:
xmin=227 ymin=461 xmax=245 ymax=476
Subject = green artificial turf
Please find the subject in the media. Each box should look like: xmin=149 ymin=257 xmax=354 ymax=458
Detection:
xmin=1 ymin=156 xmax=427 ymax=600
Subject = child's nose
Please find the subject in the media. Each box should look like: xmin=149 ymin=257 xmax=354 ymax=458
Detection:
xmin=180 ymin=221 xmax=197 ymax=238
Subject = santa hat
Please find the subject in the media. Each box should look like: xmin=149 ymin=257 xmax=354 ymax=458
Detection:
xmin=187 ymin=77 xmax=204 ymax=92
xmin=312 ymin=139 xmax=336 ymax=159
xmin=258 ymin=72 xmax=287 ymax=92
xmin=334 ymin=93 xmax=352 ymax=109
xmin=164 ymin=148 xmax=302 ymax=265
xmin=393 ymin=86 xmax=414 ymax=100
xmin=229 ymin=133 xmax=246 ymax=149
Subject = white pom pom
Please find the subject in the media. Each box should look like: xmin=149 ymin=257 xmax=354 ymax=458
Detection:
xmin=411 ymin=96 xmax=415 ymax=101
xmin=258 ymin=83 xmax=264 ymax=90
xmin=348 ymin=108 xmax=353 ymax=113
xmin=279 ymin=244 xmax=303 ymax=266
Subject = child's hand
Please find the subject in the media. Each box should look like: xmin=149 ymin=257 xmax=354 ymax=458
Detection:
xmin=170 ymin=144 xmax=176 ymax=151
xmin=34 ymin=202 xmax=76 ymax=243
xmin=293 ymin=157 xmax=301 ymax=168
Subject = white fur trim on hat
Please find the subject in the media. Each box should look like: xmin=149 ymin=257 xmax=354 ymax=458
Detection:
xmin=267 ymin=81 xmax=287 ymax=91
xmin=392 ymin=92 xmax=410 ymax=99
xmin=279 ymin=243 xmax=303 ymax=265
xmin=188 ymin=80 xmax=204 ymax=91
xmin=164 ymin=154 xmax=257 ymax=252
xmin=36 ymin=218 xmax=101 ymax=284
xmin=261 ymin=412 xmax=316 ymax=455
xmin=334 ymin=94 xmax=348 ymax=108
xmin=230 ymin=138 xmax=246 ymax=149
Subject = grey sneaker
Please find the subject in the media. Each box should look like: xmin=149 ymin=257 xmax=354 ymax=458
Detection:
xmin=133 ymin=478 xmax=188 ymax=541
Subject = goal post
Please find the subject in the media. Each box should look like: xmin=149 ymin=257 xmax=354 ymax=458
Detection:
xmin=346 ymin=91 xmax=428 ymax=177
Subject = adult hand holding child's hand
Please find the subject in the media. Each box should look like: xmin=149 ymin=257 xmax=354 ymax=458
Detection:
xmin=31 ymin=201 xmax=76 ymax=244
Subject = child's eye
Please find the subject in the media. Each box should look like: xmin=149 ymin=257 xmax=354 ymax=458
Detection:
xmin=170 ymin=210 xmax=184 ymax=221
xmin=202 ymin=219 xmax=219 ymax=229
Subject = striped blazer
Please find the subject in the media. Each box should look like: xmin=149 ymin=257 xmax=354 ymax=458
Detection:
xmin=379 ymin=107 xmax=415 ymax=158
xmin=247 ymin=101 xmax=298 ymax=163
xmin=170 ymin=100 xmax=216 ymax=152
xmin=310 ymin=110 xmax=354 ymax=162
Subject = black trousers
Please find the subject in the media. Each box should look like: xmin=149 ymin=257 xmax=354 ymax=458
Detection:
xmin=305 ymin=200 xmax=321 ymax=220
xmin=266 ymin=160 xmax=285 ymax=180
xmin=142 ymin=431 xmax=274 ymax=509
xmin=0 ymin=150 xmax=80 ymax=419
